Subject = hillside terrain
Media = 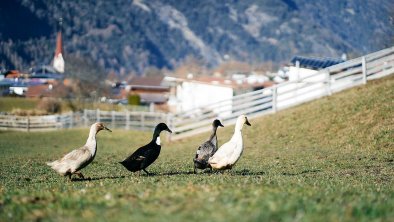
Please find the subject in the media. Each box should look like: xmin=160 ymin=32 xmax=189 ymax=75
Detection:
xmin=0 ymin=0 xmax=393 ymax=75
xmin=0 ymin=75 xmax=393 ymax=221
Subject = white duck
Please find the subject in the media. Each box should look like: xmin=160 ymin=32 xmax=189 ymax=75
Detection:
xmin=208 ymin=115 xmax=251 ymax=170
xmin=47 ymin=122 xmax=111 ymax=180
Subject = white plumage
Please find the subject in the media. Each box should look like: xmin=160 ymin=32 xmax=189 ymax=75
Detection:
xmin=208 ymin=115 xmax=251 ymax=170
xmin=47 ymin=122 xmax=111 ymax=179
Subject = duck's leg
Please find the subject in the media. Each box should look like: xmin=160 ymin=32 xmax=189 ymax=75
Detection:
xmin=143 ymin=169 xmax=151 ymax=176
xmin=75 ymin=172 xmax=85 ymax=179
xmin=193 ymin=166 xmax=197 ymax=174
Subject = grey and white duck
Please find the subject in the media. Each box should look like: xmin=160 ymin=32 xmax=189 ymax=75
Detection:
xmin=193 ymin=119 xmax=224 ymax=173
xmin=119 ymin=123 xmax=172 ymax=175
xmin=208 ymin=115 xmax=251 ymax=170
xmin=47 ymin=122 xmax=111 ymax=180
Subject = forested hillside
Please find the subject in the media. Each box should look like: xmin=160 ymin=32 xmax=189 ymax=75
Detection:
xmin=0 ymin=0 xmax=393 ymax=75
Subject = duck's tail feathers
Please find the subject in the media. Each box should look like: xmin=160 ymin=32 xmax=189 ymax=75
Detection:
xmin=208 ymin=157 xmax=217 ymax=165
xmin=47 ymin=160 xmax=70 ymax=175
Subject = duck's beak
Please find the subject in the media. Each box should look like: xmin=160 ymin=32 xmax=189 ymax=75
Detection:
xmin=105 ymin=127 xmax=112 ymax=132
xmin=219 ymin=122 xmax=224 ymax=127
xmin=245 ymin=118 xmax=251 ymax=126
xmin=166 ymin=128 xmax=173 ymax=133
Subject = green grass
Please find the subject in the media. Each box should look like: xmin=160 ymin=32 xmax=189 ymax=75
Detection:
xmin=0 ymin=97 xmax=135 ymax=113
xmin=0 ymin=76 xmax=393 ymax=221
xmin=0 ymin=97 xmax=39 ymax=112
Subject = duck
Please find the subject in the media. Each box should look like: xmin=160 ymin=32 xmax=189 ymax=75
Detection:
xmin=47 ymin=122 xmax=112 ymax=180
xmin=208 ymin=115 xmax=251 ymax=170
xmin=193 ymin=119 xmax=224 ymax=173
xmin=119 ymin=123 xmax=172 ymax=175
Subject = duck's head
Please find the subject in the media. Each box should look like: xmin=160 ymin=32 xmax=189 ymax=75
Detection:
xmin=239 ymin=115 xmax=251 ymax=126
xmin=155 ymin=123 xmax=172 ymax=134
xmin=213 ymin=119 xmax=224 ymax=128
xmin=94 ymin=122 xmax=112 ymax=133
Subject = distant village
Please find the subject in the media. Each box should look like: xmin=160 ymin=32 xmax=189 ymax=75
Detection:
xmin=0 ymin=28 xmax=346 ymax=114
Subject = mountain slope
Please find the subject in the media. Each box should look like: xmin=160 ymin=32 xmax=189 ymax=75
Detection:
xmin=0 ymin=0 xmax=393 ymax=74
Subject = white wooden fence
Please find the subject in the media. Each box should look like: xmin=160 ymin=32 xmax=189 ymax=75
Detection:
xmin=0 ymin=47 xmax=393 ymax=137
xmin=0 ymin=112 xmax=76 ymax=132
xmin=82 ymin=109 xmax=168 ymax=130
xmin=0 ymin=110 xmax=168 ymax=132
xmin=169 ymin=46 xmax=394 ymax=140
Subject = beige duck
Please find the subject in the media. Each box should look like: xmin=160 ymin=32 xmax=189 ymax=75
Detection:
xmin=47 ymin=122 xmax=111 ymax=179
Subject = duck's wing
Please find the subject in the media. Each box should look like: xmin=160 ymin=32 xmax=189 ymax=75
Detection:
xmin=123 ymin=144 xmax=150 ymax=162
xmin=47 ymin=146 xmax=91 ymax=175
xmin=208 ymin=141 xmax=235 ymax=163
xmin=195 ymin=141 xmax=215 ymax=160
xmin=120 ymin=143 xmax=160 ymax=170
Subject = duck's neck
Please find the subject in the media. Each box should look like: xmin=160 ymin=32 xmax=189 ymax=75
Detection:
xmin=230 ymin=122 xmax=243 ymax=141
xmin=85 ymin=126 xmax=98 ymax=155
xmin=208 ymin=126 xmax=218 ymax=144
xmin=152 ymin=130 xmax=161 ymax=146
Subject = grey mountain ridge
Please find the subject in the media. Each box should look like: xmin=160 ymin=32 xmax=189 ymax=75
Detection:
xmin=0 ymin=0 xmax=392 ymax=74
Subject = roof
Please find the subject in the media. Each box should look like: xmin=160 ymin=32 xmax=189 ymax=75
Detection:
xmin=128 ymin=76 xmax=164 ymax=86
xmin=54 ymin=31 xmax=63 ymax=57
xmin=128 ymin=76 xmax=169 ymax=91
xmin=165 ymin=75 xmax=270 ymax=90
xmin=30 ymin=65 xmax=58 ymax=74
xmin=290 ymin=56 xmax=344 ymax=70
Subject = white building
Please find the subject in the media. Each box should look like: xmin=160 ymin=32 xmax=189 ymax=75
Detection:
xmin=164 ymin=76 xmax=235 ymax=117
xmin=277 ymin=56 xmax=345 ymax=109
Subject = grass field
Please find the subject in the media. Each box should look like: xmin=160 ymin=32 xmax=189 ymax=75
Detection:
xmin=0 ymin=97 xmax=135 ymax=114
xmin=0 ymin=76 xmax=393 ymax=221
xmin=0 ymin=97 xmax=39 ymax=112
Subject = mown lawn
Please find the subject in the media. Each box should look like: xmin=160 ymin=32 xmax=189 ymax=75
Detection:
xmin=0 ymin=76 xmax=393 ymax=222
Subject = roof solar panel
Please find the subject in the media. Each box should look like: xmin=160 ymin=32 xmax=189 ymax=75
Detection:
xmin=290 ymin=56 xmax=344 ymax=69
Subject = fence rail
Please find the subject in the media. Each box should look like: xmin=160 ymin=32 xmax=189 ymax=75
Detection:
xmin=169 ymin=46 xmax=394 ymax=140
xmin=0 ymin=110 xmax=168 ymax=132
xmin=0 ymin=47 xmax=393 ymax=138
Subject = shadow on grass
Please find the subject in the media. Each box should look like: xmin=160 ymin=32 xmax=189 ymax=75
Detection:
xmin=72 ymin=175 xmax=126 ymax=182
xmin=282 ymin=169 xmax=321 ymax=176
xmin=159 ymin=169 xmax=266 ymax=176
xmin=69 ymin=169 xmax=267 ymax=180
xmin=230 ymin=169 xmax=266 ymax=176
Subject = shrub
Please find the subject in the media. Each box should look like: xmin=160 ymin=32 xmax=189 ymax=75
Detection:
xmin=36 ymin=98 xmax=62 ymax=114
xmin=128 ymin=94 xmax=141 ymax=106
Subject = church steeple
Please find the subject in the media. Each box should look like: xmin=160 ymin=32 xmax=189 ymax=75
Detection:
xmin=53 ymin=18 xmax=65 ymax=73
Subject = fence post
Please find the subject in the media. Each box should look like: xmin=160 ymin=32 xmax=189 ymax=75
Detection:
xmin=27 ymin=115 xmax=30 ymax=132
xmin=272 ymin=86 xmax=277 ymax=113
xmin=362 ymin=56 xmax=367 ymax=84
xmin=141 ymin=113 xmax=145 ymax=130
xmin=70 ymin=112 xmax=74 ymax=128
xmin=83 ymin=109 xmax=88 ymax=127
xmin=96 ymin=109 xmax=100 ymax=122
xmin=125 ymin=110 xmax=130 ymax=130
xmin=325 ymin=69 xmax=332 ymax=96
xmin=166 ymin=113 xmax=172 ymax=141
xmin=111 ymin=110 xmax=115 ymax=129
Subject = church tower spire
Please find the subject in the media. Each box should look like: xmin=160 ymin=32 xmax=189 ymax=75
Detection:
xmin=53 ymin=18 xmax=65 ymax=73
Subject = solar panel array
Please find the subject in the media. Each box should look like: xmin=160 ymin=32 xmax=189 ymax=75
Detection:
xmin=290 ymin=56 xmax=344 ymax=70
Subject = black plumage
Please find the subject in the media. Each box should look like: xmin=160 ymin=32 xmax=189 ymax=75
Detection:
xmin=119 ymin=123 xmax=172 ymax=175
xmin=193 ymin=119 xmax=224 ymax=173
